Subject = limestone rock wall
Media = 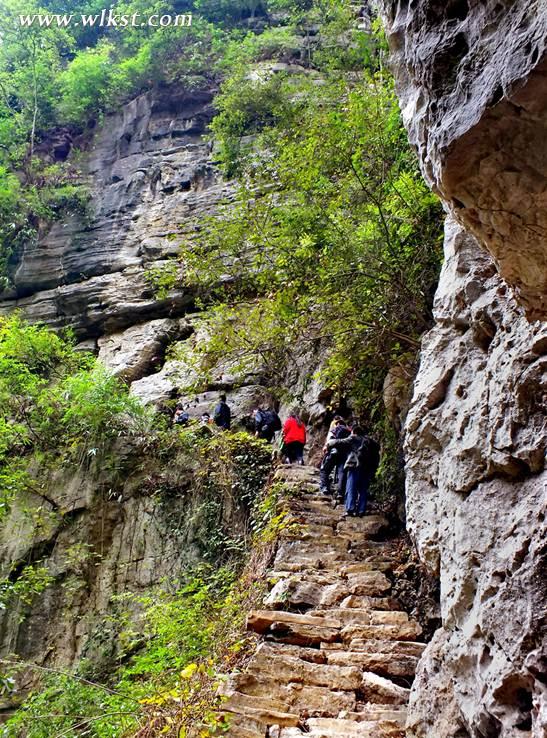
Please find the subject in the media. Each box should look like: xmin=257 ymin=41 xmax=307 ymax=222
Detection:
xmin=380 ymin=2 xmax=547 ymax=737
xmin=0 ymin=440 xmax=249 ymax=685
xmin=382 ymin=0 xmax=547 ymax=319
xmin=0 ymin=85 xmax=233 ymax=338
xmin=405 ymin=216 xmax=546 ymax=737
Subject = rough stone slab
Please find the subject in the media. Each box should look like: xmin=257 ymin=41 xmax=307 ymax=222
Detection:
xmin=361 ymin=671 xmax=411 ymax=705
xmin=248 ymin=646 xmax=362 ymax=690
xmin=285 ymin=683 xmax=356 ymax=715
xmin=248 ymin=610 xmax=342 ymax=629
xmin=345 ymin=571 xmax=392 ymax=595
xmin=325 ymin=650 xmax=418 ymax=677
xmin=223 ymin=713 xmax=268 ymax=737
xmin=342 ymin=620 xmax=422 ymax=642
xmin=336 ymin=515 xmax=390 ymax=537
xmin=223 ymin=700 xmax=300 ymax=727
xmin=339 ymin=595 xmax=401 ymax=610
xmin=277 ymin=717 xmax=403 ymax=737
xmin=311 ymin=610 xmax=409 ymax=627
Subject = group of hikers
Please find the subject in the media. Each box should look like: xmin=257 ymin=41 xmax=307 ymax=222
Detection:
xmin=173 ymin=395 xmax=379 ymax=518
xmin=319 ymin=416 xmax=380 ymax=517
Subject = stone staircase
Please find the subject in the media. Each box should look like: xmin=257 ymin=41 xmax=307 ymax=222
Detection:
xmin=221 ymin=465 xmax=424 ymax=737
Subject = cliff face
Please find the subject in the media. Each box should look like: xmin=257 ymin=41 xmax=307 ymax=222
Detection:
xmin=0 ymin=85 xmax=231 ymax=339
xmin=405 ymin=216 xmax=546 ymax=738
xmin=383 ymin=0 xmax=547 ymax=320
xmin=381 ymin=2 xmax=547 ymax=737
xmin=0 ymin=440 xmax=251 ymax=686
xmin=0 ymin=85 xmax=266 ymax=697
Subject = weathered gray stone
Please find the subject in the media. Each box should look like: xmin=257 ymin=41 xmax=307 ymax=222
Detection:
xmin=379 ymin=3 xmax=547 ymax=735
xmin=381 ymin=0 xmax=547 ymax=319
xmin=403 ymin=218 xmax=547 ymax=737
xmin=0 ymin=86 xmax=233 ymax=337
xmin=98 ymin=318 xmax=192 ymax=382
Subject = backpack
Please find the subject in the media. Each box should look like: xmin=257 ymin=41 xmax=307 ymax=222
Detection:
xmin=175 ymin=411 xmax=189 ymax=426
xmin=360 ymin=436 xmax=381 ymax=478
xmin=263 ymin=410 xmax=282 ymax=433
xmin=214 ymin=402 xmax=231 ymax=428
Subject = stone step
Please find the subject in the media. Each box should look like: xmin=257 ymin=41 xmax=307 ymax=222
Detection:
xmin=276 ymin=717 xmax=405 ymax=737
xmin=224 ymin=672 xmax=357 ymax=715
xmin=336 ymin=515 xmax=391 ymax=537
xmin=352 ymin=704 xmax=408 ymax=724
xmin=220 ymin=468 xmax=422 ymax=738
xmin=325 ymin=649 xmax=419 ymax=677
xmin=342 ymin=620 xmax=422 ymax=643
xmin=223 ymin=698 xmax=300 ymax=728
xmin=247 ymin=644 xmax=362 ymax=690
xmin=361 ymin=671 xmax=410 ymax=705
xmin=311 ymin=609 xmax=410 ymax=627
xmin=339 ymin=595 xmax=402 ymax=610
xmin=222 ymin=713 xmax=267 ymax=737
xmin=342 ymin=639 xmax=427 ymax=657
xmin=222 ymin=684 xmax=357 ymax=718
xmin=266 ymin=571 xmax=393 ymax=609
xmin=247 ymin=610 xmax=341 ymax=645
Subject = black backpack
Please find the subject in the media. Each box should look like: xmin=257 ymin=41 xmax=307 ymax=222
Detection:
xmin=360 ymin=436 xmax=381 ymax=478
xmin=214 ymin=402 xmax=231 ymax=428
xmin=263 ymin=410 xmax=282 ymax=433
xmin=175 ymin=411 xmax=190 ymax=426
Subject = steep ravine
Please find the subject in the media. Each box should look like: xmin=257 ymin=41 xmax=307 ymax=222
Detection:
xmin=380 ymin=2 xmax=547 ymax=737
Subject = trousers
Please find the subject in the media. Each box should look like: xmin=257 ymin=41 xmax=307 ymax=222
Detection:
xmin=345 ymin=466 xmax=370 ymax=515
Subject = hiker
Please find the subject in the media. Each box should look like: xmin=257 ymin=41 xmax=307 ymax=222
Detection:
xmin=282 ymin=411 xmax=307 ymax=465
xmin=319 ymin=416 xmax=350 ymax=496
xmin=213 ymin=393 xmax=231 ymax=430
xmin=173 ymin=404 xmax=190 ymax=426
xmin=200 ymin=412 xmax=212 ymax=425
xmin=253 ymin=406 xmax=282 ymax=442
xmin=328 ymin=425 xmax=380 ymax=517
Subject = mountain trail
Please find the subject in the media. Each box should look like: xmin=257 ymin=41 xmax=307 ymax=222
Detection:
xmin=221 ymin=465 xmax=423 ymax=737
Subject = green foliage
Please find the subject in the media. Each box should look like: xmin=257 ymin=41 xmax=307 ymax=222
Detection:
xmin=0 ymin=315 xmax=152 ymax=520
xmin=184 ymin=70 xmax=442 ymax=411
xmin=58 ymin=42 xmax=116 ymax=124
xmin=3 ymin=483 xmax=281 ymax=737
xmin=144 ymin=260 xmax=181 ymax=300
xmin=191 ymin=431 xmax=272 ymax=561
xmin=2 ymin=673 xmax=137 ymax=738
xmin=0 ymin=563 xmax=53 ymax=611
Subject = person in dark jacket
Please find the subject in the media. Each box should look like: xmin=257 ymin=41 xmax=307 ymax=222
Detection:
xmin=319 ymin=416 xmax=350 ymax=496
xmin=253 ymin=406 xmax=281 ymax=442
xmin=328 ymin=425 xmax=376 ymax=517
xmin=213 ymin=394 xmax=231 ymax=430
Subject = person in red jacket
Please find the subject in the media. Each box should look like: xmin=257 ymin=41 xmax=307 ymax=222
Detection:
xmin=282 ymin=411 xmax=307 ymax=465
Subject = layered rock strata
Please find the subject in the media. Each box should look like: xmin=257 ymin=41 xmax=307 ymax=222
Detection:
xmin=221 ymin=466 xmax=425 ymax=737
xmin=0 ymin=86 xmax=232 ymax=338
